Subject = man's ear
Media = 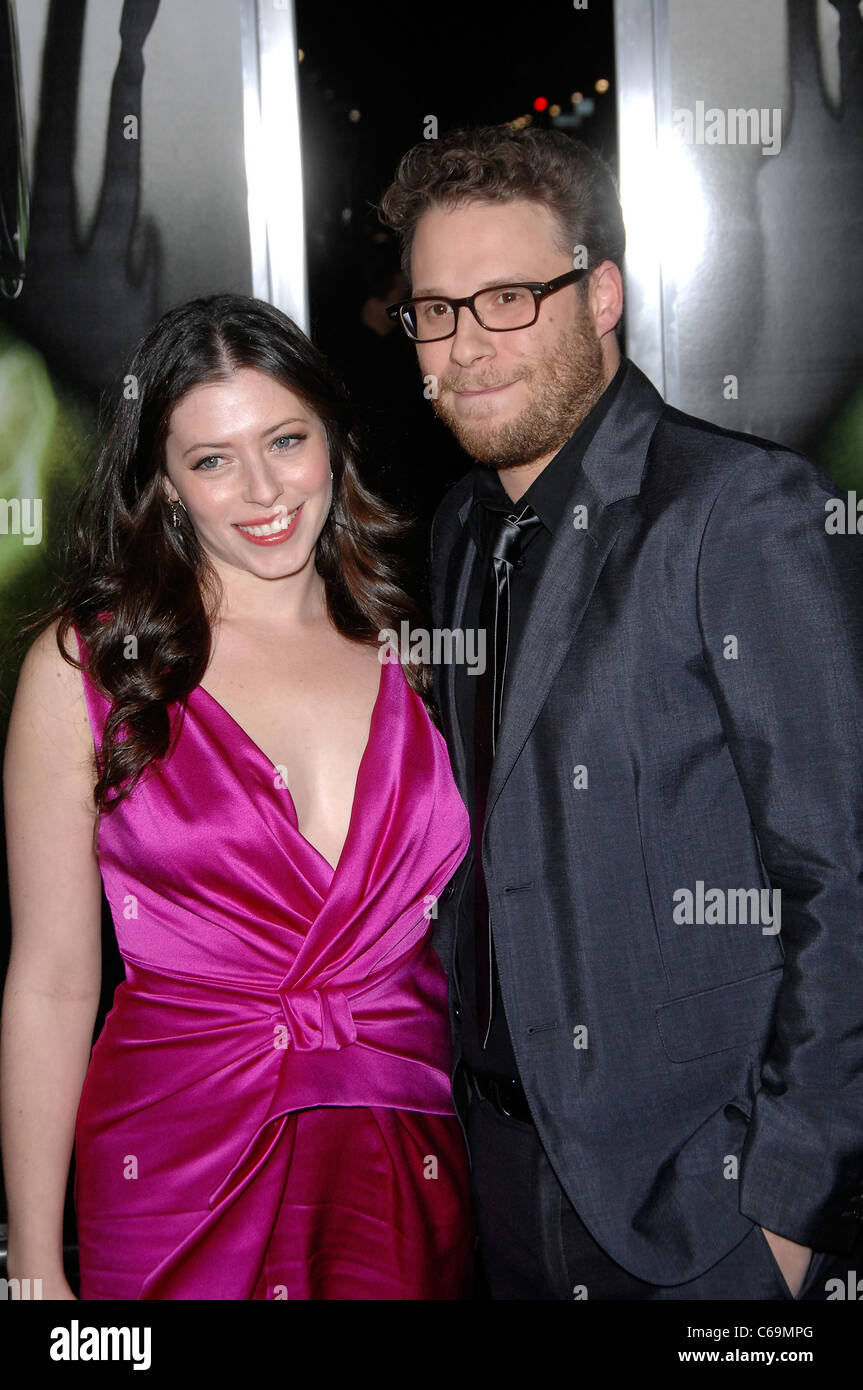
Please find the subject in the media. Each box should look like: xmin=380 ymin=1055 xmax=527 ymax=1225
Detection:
xmin=587 ymin=260 xmax=624 ymax=339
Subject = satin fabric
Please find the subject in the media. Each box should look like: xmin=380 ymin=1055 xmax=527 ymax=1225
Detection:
xmin=71 ymin=628 xmax=472 ymax=1299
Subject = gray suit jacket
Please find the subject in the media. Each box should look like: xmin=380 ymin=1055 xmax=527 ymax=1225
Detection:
xmin=429 ymin=359 xmax=863 ymax=1284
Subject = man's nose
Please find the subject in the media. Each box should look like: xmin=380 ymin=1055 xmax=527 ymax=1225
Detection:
xmin=448 ymin=303 xmax=494 ymax=365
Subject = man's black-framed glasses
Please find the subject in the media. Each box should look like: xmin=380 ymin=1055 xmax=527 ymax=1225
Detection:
xmin=386 ymin=268 xmax=588 ymax=343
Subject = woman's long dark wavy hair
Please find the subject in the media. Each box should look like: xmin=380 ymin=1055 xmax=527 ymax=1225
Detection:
xmin=15 ymin=294 xmax=433 ymax=821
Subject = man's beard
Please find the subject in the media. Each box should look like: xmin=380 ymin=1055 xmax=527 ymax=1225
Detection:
xmin=430 ymin=315 xmax=606 ymax=469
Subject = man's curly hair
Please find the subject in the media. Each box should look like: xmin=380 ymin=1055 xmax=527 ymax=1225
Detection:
xmin=378 ymin=124 xmax=625 ymax=282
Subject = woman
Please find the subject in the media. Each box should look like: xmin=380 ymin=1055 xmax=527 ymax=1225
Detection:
xmin=1 ymin=294 xmax=472 ymax=1299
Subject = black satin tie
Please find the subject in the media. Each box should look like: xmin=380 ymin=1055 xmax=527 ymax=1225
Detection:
xmin=473 ymin=504 xmax=544 ymax=1044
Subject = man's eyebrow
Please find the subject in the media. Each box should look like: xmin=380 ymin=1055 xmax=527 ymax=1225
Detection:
xmin=410 ymin=275 xmax=538 ymax=298
xmin=181 ymin=418 xmax=307 ymax=457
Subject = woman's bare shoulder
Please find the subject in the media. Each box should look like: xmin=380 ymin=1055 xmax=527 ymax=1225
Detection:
xmin=4 ymin=620 xmax=102 ymax=974
xmin=6 ymin=619 xmax=94 ymax=765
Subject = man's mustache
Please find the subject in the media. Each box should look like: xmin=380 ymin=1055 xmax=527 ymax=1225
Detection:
xmin=438 ymin=371 xmax=528 ymax=393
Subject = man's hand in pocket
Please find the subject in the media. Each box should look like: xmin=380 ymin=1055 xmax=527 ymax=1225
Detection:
xmin=761 ymin=1227 xmax=812 ymax=1298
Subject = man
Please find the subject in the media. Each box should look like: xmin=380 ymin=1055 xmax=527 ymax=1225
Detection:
xmin=378 ymin=126 xmax=863 ymax=1300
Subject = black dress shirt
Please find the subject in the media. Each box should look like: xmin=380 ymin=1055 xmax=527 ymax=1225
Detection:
xmin=453 ymin=360 xmax=627 ymax=1080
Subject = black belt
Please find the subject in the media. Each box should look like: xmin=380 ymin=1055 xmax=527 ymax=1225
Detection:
xmin=466 ymin=1068 xmax=534 ymax=1124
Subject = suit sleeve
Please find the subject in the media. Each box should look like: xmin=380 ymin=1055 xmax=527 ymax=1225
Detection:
xmin=696 ymin=448 xmax=863 ymax=1251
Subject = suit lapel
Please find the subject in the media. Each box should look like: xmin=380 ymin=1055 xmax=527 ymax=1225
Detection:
xmin=483 ymin=361 xmax=666 ymax=824
xmin=440 ymin=508 xmax=476 ymax=798
xmin=484 ymin=467 xmax=618 ymax=821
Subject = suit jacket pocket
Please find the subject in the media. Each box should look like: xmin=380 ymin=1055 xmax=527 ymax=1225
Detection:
xmin=655 ymin=967 xmax=784 ymax=1062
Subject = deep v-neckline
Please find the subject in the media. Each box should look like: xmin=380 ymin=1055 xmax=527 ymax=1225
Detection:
xmin=191 ymin=658 xmax=387 ymax=878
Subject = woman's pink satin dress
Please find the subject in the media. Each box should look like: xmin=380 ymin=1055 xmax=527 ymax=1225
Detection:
xmin=71 ymin=628 xmax=473 ymax=1299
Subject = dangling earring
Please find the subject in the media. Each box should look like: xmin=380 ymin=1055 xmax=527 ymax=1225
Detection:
xmin=329 ymin=468 xmax=334 ymax=479
xmin=170 ymin=497 xmax=186 ymax=527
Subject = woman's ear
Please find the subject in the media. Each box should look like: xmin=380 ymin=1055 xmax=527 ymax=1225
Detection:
xmin=160 ymin=473 xmax=178 ymax=504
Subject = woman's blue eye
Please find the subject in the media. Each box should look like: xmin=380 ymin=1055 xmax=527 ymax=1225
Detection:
xmin=192 ymin=435 xmax=306 ymax=469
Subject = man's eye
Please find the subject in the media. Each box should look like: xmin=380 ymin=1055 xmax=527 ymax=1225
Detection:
xmin=497 ymin=289 xmax=527 ymax=305
xmin=423 ymin=301 xmax=451 ymax=319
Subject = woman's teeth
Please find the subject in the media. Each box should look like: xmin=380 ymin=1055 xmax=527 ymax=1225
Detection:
xmin=237 ymin=507 xmax=299 ymax=537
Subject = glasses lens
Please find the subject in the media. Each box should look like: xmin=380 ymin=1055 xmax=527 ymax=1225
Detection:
xmin=405 ymin=299 xmax=455 ymax=341
xmin=474 ymin=286 xmax=537 ymax=330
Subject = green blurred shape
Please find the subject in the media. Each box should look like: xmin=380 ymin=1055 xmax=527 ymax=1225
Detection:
xmin=817 ymin=383 xmax=863 ymax=493
xmin=0 ymin=323 xmax=93 ymax=729
xmin=0 ymin=327 xmax=58 ymax=584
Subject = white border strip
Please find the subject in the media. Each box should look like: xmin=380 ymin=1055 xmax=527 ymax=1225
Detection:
xmin=239 ymin=0 xmax=308 ymax=332
xmin=614 ymin=0 xmax=676 ymax=401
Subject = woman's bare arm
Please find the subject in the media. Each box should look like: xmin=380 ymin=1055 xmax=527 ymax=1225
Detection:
xmin=1 ymin=621 xmax=103 ymax=1291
